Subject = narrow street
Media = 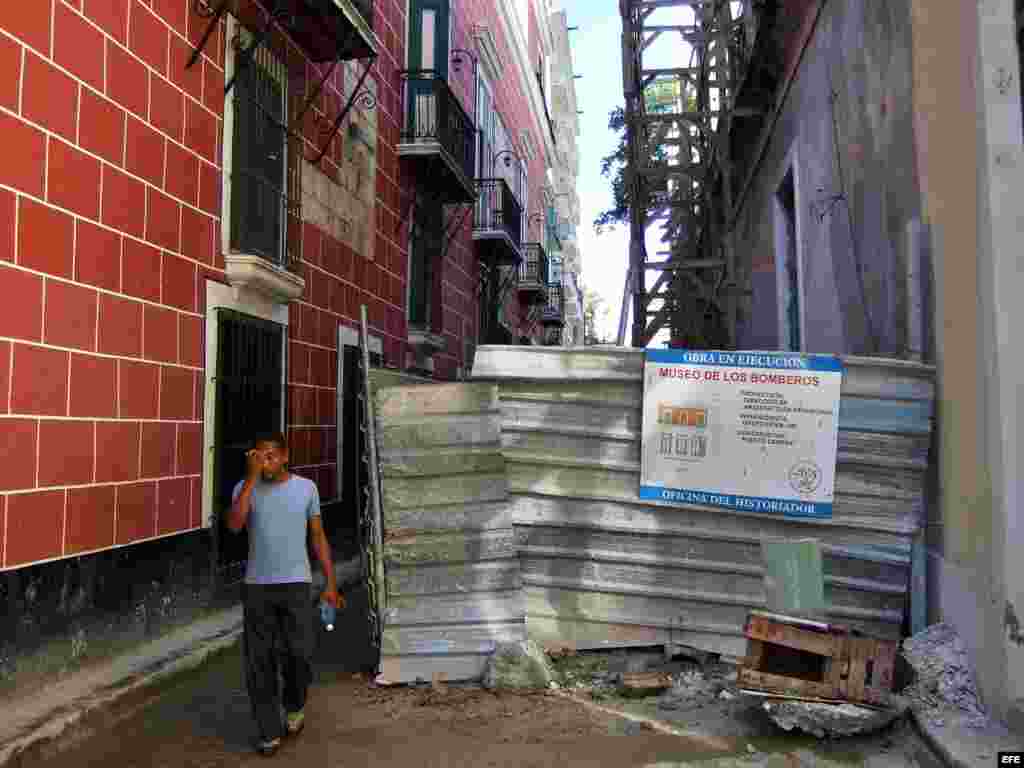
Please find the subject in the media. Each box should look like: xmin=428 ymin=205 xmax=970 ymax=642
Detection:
xmin=14 ymin=643 xmax=706 ymax=768
xmin=13 ymin=592 xmax=940 ymax=768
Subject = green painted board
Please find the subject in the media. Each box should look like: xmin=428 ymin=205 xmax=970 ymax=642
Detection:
xmin=761 ymin=538 xmax=825 ymax=619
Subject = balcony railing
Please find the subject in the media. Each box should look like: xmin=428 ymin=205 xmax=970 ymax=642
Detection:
xmin=474 ymin=178 xmax=522 ymax=252
xmin=398 ymin=70 xmax=476 ymax=201
xmin=541 ymin=283 xmax=564 ymax=325
xmin=519 ymin=243 xmax=548 ymax=288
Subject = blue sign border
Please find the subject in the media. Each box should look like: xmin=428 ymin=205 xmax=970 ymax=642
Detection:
xmin=646 ymin=348 xmax=844 ymax=373
xmin=642 ymin=349 xmax=841 ymax=520
xmin=639 ymin=486 xmax=833 ymax=519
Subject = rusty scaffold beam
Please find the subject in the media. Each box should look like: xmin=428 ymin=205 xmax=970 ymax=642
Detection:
xmin=617 ymin=0 xmax=759 ymax=348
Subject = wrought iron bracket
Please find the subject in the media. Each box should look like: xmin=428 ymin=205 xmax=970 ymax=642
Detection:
xmin=223 ymin=3 xmax=291 ymax=96
xmin=187 ymin=0 xmax=229 ymax=69
xmin=311 ymin=55 xmax=378 ymax=165
xmin=396 ymin=172 xmax=477 ymax=239
xmin=440 ymin=202 xmax=474 ymax=261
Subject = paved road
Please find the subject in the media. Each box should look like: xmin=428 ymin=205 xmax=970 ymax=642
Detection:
xmin=14 ymin=585 xmax=942 ymax=768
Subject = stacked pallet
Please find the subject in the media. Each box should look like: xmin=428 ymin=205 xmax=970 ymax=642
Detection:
xmin=738 ymin=611 xmax=899 ymax=707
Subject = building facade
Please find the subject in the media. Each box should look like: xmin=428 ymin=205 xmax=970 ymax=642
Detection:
xmin=722 ymin=0 xmax=1024 ymax=730
xmin=0 ymin=0 xmax=579 ymax=675
xmin=547 ymin=5 xmax=583 ymax=347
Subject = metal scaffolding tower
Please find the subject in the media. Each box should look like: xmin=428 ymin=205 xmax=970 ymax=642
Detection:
xmin=617 ymin=0 xmax=760 ymax=348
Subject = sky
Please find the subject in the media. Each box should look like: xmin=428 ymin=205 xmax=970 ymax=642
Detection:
xmin=560 ymin=1 xmax=694 ymax=345
xmin=561 ymin=2 xmax=631 ymax=343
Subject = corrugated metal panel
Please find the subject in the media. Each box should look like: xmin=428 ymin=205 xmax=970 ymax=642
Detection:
xmin=472 ymin=346 xmax=935 ymax=657
xmin=375 ymin=382 xmax=523 ymax=683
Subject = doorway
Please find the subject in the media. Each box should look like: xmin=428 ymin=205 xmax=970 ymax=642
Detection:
xmin=211 ymin=309 xmax=285 ymax=587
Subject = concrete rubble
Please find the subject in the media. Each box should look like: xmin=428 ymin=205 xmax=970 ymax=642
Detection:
xmin=757 ymin=698 xmax=909 ymax=739
xmin=901 ymin=623 xmax=988 ymax=730
xmin=482 ymin=640 xmax=555 ymax=690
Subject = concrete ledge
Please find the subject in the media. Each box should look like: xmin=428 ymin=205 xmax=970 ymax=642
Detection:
xmin=0 ymin=606 xmax=244 ymax=767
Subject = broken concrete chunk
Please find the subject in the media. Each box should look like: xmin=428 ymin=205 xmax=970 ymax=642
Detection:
xmin=482 ymin=640 xmax=555 ymax=690
xmin=901 ymin=623 xmax=987 ymax=728
xmin=759 ymin=698 xmax=908 ymax=739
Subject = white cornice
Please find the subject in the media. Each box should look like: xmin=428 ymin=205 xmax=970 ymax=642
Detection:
xmin=472 ymin=24 xmax=502 ymax=85
xmin=494 ymin=1 xmax=557 ymax=169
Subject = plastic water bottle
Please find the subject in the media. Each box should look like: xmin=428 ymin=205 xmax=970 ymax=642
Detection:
xmin=319 ymin=601 xmax=336 ymax=632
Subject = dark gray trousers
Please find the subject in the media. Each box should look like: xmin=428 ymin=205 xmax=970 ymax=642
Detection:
xmin=242 ymin=582 xmax=315 ymax=741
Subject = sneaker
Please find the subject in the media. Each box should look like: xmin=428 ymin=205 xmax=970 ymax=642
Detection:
xmin=258 ymin=737 xmax=281 ymax=756
xmin=285 ymin=710 xmax=305 ymax=735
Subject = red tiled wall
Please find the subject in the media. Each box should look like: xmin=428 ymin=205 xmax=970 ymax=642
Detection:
xmin=380 ymin=0 xmax=552 ymax=376
xmin=0 ymin=1 xmax=215 ymax=570
xmin=457 ymin=0 xmax=551 ymax=343
xmin=0 ymin=0 xmax=553 ymax=569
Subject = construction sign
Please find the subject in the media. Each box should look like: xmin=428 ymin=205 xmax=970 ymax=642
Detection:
xmin=644 ymin=78 xmax=682 ymax=113
xmin=640 ymin=349 xmax=843 ymax=518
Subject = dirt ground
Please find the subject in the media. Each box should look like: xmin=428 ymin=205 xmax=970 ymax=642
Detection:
xmin=16 ymin=633 xmax=943 ymax=768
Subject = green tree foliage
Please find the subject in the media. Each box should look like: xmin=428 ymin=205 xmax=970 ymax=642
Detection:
xmin=583 ymin=286 xmax=612 ymax=345
xmin=593 ymin=108 xmax=628 ymax=235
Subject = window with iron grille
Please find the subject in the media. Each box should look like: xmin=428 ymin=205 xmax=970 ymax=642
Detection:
xmin=226 ymin=22 xmax=288 ymax=265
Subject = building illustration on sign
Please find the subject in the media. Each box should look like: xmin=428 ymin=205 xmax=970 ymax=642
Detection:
xmin=656 ymin=404 xmax=711 ymax=460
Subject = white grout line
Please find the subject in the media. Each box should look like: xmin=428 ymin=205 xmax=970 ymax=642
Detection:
xmin=117 ymin=227 xmax=124 ymax=292
xmin=1 ymin=99 xmax=220 ymax=203
xmin=6 ymin=343 xmax=12 ymax=413
xmin=136 ymin=415 xmax=144 ymax=479
xmin=61 ymin=487 xmax=68 ymax=555
xmin=112 ymin=480 xmax=120 ymax=544
xmin=0 ymin=472 xmax=201 ymax=496
xmin=49 ymin=0 xmax=56 ymax=57
xmin=42 ymin=134 xmax=51 ymax=202
xmin=39 ymin=276 xmax=49 ymax=344
xmin=92 ymin=409 xmax=98 ymax=483
xmin=64 ymin=349 xmax=71 ymax=416
xmin=0 ymin=413 xmax=202 ymax=425
xmin=34 ymin=417 xmax=40 ymax=488
xmin=16 ymin=45 xmax=26 ymax=116
xmin=2 ymin=245 xmax=205 ymax=322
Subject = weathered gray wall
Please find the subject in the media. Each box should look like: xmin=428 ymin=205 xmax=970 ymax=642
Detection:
xmin=375 ymin=383 xmax=524 ymax=684
xmin=473 ymin=346 xmax=934 ymax=658
xmin=733 ymin=1 xmax=921 ymax=358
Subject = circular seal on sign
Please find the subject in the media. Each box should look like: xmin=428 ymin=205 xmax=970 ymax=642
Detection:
xmin=788 ymin=460 xmax=822 ymax=496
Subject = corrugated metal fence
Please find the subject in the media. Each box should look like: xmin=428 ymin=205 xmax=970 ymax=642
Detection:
xmin=375 ymin=382 xmax=524 ymax=683
xmin=472 ymin=346 xmax=934 ymax=659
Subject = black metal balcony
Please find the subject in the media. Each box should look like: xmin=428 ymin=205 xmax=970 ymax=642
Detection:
xmin=541 ymin=283 xmax=564 ymax=326
xmin=518 ymin=243 xmax=548 ymax=304
xmin=473 ymin=178 xmax=522 ymax=266
xmin=398 ymin=70 xmax=476 ymax=203
xmin=223 ymin=0 xmax=377 ymax=63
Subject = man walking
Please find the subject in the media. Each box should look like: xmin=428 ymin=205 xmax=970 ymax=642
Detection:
xmin=227 ymin=431 xmax=342 ymax=756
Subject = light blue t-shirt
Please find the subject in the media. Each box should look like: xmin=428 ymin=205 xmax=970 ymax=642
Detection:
xmin=231 ymin=475 xmax=321 ymax=585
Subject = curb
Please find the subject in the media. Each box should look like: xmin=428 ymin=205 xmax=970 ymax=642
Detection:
xmin=0 ymin=617 xmax=243 ymax=768
xmin=910 ymin=709 xmax=965 ymax=768
xmin=908 ymin=708 xmax=1022 ymax=768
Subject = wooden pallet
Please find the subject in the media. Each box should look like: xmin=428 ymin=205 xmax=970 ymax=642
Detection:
xmin=736 ymin=611 xmax=898 ymax=708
